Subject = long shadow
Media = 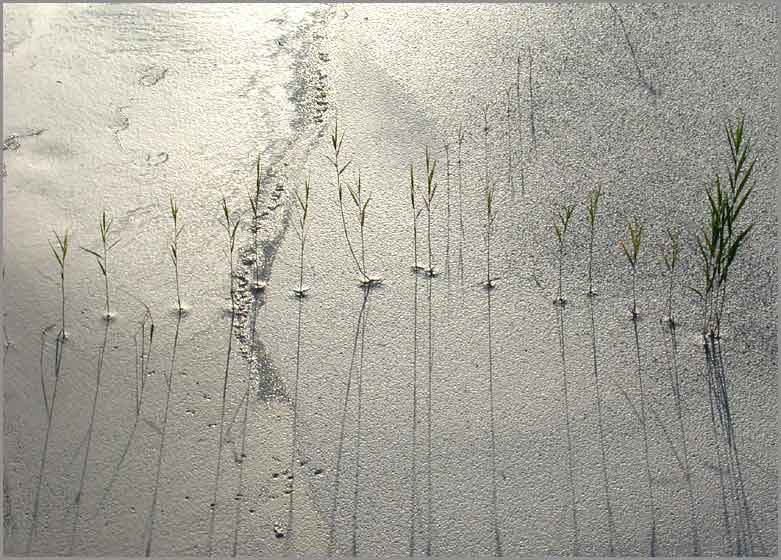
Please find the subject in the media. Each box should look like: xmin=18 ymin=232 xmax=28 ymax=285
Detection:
xmin=327 ymin=291 xmax=369 ymax=556
xmin=486 ymin=284 xmax=502 ymax=557
xmin=556 ymin=303 xmax=579 ymax=556
xmin=426 ymin=274 xmax=435 ymax=556
xmin=607 ymin=3 xmax=658 ymax=95
xmin=143 ymin=312 xmax=182 ymax=556
xmin=630 ymin=317 xmax=657 ymax=556
xmin=68 ymin=320 xmax=111 ymax=554
xmin=206 ymin=289 xmax=239 ymax=555
xmin=704 ymin=338 xmax=764 ymax=556
xmin=285 ymin=296 xmax=306 ymax=553
xmin=663 ymin=323 xmax=699 ymax=555
xmin=26 ymin=325 xmax=63 ymax=554
xmin=351 ymin=288 xmax=371 ymax=557
xmin=715 ymin=340 xmax=766 ymax=556
xmin=703 ymin=340 xmax=736 ymax=554
xmin=92 ymin=310 xmax=154 ymax=519
xmin=587 ymin=298 xmax=615 ymax=554
xmin=409 ymin=272 xmax=419 ymax=556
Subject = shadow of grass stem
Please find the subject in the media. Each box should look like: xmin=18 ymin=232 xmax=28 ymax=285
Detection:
xmin=48 ymin=229 xmax=70 ymax=339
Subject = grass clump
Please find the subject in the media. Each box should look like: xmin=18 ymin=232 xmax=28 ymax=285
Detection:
xmin=293 ymin=176 xmax=312 ymax=297
xmin=586 ymin=187 xmax=602 ymax=297
xmin=553 ymin=203 xmax=575 ymax=304
xmin=49 ymin=229 xmax=70 ymax=340
xmin=694 ymin=115 xmax=757 ymax=339
xmin=620 ymin=218 xmax=643 ymax=319
xmin=81 ymin=210 xmax=119 ymax=319
xmin=168 ymin=194 xmax=184 ymax=313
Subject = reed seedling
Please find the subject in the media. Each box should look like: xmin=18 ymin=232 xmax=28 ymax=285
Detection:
xmin=662 ymin=229 xmax=680 ymax=326
xmin=81 ymin=210 xmax=119 ymax=319
xmin=220 ymin=196 xmax=242 ymax=313
xmin=247 ymin=155 xmax=265 ymax=291
xmin=293 ymin=176 xmax=311 ymax=297
xmin=346 ymin=171 xmax=382 ymax=286
xmin=620 ymin=218 xmax=643 ymax=319
xmin=693 ymin=115 xmax=757 ymax=339
xmin=586 ymin=187 xmax=602 ymax=297
xmin=408 ymin=163 xmax=425 ymax=272
xmin=328 ymin=116 xmax=373 ymax=284
xmin=168 ymin=194 xmax=184 ymax=313
xmin=49 ymin=229 xmax=70 ymax=340
xmin=553 ymin=203 xmax=575 ymax=304
xmin=421 ymin=146 xmax=438 ymax=276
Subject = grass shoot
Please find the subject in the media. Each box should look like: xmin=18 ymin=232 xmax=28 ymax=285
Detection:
xmin=220 ymin=196 xmax=242 ymax=313
xmin=662 ymin=228 xmax=680 ymax=326
xmin=293 ymin=176 xmax=311 ymax=297
xmin=553 ymin=203 xmax=575 ymax=304
xmin=620 ymin=218 xmax=643 ymax=319
xmin=168 ymin=194 xmax=184 ymax=313
xmin=421 ymin=146 xmax=438 ymax=276
xmin=247 ymin=155 xmax=265 ymax=291
xmin=346 ymin=171 xmax=382 ymax=286
xmin=408 ymin=163 xmax=425 ymax=272
xmin=586 ymin=187 xmax=602 ymax=297
xmin=48 ymin=229 xmax=70 ymax=340
xmin=81 ymin=210 xmax=118 ymax=320
xmin=328 ymin=116 xmax=366 ymax=283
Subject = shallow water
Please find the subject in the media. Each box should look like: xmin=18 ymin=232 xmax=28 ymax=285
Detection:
xmin=3 ymin=3 xmax=777 ymax=556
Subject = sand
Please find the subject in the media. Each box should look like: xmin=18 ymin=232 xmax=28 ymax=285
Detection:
xmin=2 ymin=3 xmax=777 ymax=556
